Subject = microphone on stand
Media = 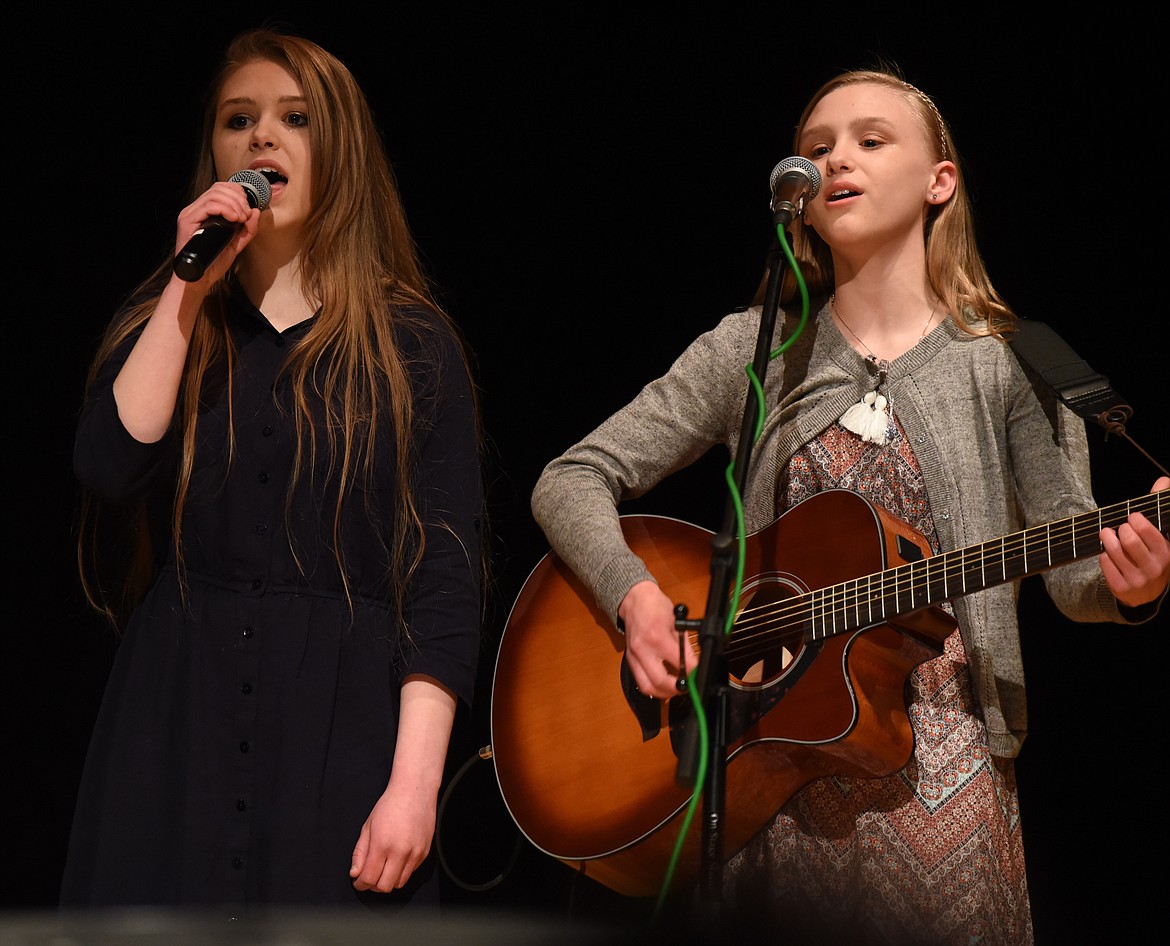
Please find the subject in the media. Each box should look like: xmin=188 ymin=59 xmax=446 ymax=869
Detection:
xmin=769 ymin=156 xmax=821 ymax=227
xmin=173 ymin=169 xmax=272 ymax=282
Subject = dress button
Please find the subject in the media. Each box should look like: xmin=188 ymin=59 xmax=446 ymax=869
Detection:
xmin=243 ymin=625 xmax=254 ymax=638
xmin=252 ymin=579 xmax=262 ymax=590
xmin=256 ymin=522 xmax=268 ymax=536
xmin=237 ymin=798 xmax=248 ymax=812
xmin=262 ymin=425 xmax=274 ymax=437
xmin=241 ymin=682 xmax=253 ymax=695
xmin=231 ymin=856 xmax=244 ymax=869
xmin=239 ymin=741 xmax=250 ymax=753
xmin=258 ymin=471 xmax=270 ymax=484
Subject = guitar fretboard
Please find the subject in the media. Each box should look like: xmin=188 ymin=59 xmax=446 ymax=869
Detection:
xmin=807 ymin=492 xmax=1167 ymax=639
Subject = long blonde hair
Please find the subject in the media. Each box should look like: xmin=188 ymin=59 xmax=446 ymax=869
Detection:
xmin=78 ymin=28 xmax=481 ymax=627
xmin=773 ymin=67 xmax=1015 ymax=336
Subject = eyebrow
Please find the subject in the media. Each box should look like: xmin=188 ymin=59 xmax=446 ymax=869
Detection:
xmin=217 ymin=94 xmax=308 ymax=110
xmin=800 ymin=115 xmax=898 ymax=144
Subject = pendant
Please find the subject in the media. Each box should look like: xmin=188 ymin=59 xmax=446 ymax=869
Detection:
xmin=839 ymin=389 xmax=890 ymax=445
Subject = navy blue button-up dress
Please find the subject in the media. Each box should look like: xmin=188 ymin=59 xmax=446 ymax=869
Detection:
xmin=62 ymin=285 xmax=483 ymax=910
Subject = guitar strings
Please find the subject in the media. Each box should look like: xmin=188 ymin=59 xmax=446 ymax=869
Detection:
xmin=724 ymin=492 xmax=1163 ymax=655
xmin=712 ymin=492 xmax=1165 ymax=667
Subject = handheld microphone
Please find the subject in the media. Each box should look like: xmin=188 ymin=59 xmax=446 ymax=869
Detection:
xmin=173 ymin=169 xmax=272 ymax=282
xmin=769 ymin=156 xmax=821 ymax=227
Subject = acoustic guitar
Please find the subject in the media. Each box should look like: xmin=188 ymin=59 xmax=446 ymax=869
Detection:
xmin=489 ymin=487 xmax=1166 ymax=897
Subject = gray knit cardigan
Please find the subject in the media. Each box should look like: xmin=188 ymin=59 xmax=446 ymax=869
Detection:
xmin=531 ymin=300 xmax=1159 ymax=758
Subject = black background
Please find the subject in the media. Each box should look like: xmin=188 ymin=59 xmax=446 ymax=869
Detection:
xmin=5 ymin=5 xmax=1166 ymax=943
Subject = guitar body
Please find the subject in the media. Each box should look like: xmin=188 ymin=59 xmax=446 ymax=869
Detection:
xmin=490 ymin=489 xmax=958 ymax=897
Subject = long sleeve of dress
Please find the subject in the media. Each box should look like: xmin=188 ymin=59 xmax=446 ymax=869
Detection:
xmin=73 ymin=331 xmax=179 ymax=505
xmin=397 ymin=319 xmax=484 ymax=705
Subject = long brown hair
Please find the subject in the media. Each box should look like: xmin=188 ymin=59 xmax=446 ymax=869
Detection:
xmin=770 ymin=66 xmax=1015 ymax=337
xmin=78 ymin=28 xmax=482 ymax=628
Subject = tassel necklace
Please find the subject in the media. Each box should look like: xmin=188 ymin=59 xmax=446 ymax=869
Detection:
xmin=831 ymin=293 xmax=941 ymax=446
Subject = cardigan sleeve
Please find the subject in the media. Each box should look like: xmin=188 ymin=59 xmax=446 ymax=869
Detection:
xmin=531 ymin=308 xmax=758 ymax=622
xmin=1003 ymin=353 xmax=1161 ymax=625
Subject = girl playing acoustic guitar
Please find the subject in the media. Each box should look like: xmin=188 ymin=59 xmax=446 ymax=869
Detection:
xmin=529 ymin=67 xmax=1169 ymax=945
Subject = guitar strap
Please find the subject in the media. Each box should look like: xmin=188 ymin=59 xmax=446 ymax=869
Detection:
xmin=1008 ymin=319 xmax=1133 ymax=435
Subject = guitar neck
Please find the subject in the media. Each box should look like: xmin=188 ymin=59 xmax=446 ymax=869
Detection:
xmin=810 ymin=492 xmax=1167 ymax=638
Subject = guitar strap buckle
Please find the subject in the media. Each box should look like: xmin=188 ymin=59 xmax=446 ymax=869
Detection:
xmin=1009 ymin=319 xmax=1132 ymax=435
xmin=1009 ymin=319 xmax=1167 ymax=477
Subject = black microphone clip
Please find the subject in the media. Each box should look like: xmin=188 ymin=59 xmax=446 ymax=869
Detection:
xmin=173 ymin=169 xmax=272 ymax=282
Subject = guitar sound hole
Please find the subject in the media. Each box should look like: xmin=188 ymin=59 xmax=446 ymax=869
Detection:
xmin=726 ymin=574 xmax=803 ymax=690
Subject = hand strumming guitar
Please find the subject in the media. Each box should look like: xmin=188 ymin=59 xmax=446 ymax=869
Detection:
xmin=618 ymin=579 xmax=700 ymax=699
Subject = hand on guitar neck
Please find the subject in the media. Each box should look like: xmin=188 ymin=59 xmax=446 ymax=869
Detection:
xmin=1099 ymin=475 xmax=1170 ymax=609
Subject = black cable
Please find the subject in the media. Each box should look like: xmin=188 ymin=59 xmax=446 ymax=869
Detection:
xmin=435 ymin=746 xmax=524 ymax=893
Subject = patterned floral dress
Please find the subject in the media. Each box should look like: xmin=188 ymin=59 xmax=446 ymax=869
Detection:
xmin=724 ymin=416 xmax=1034 ymax=946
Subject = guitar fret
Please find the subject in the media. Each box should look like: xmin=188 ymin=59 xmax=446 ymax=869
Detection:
xmin=1005 ymin=538 xmax=1027 ymax=581
xmin=1053 ymin=524 xmax=1078 ymax=564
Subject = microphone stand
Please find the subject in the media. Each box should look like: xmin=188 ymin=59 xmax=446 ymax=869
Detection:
xmin=674 ymin=212 xmax=797 ymax=912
